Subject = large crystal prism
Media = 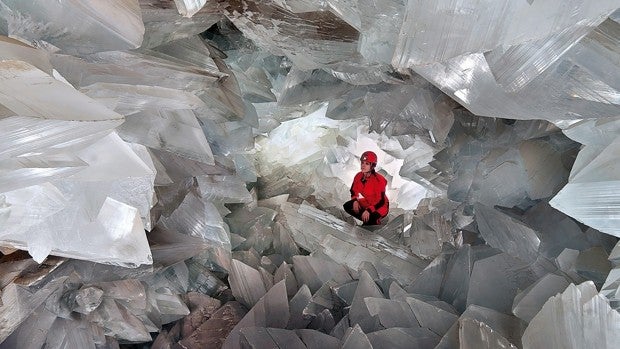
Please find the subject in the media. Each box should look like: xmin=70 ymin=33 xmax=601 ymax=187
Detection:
xmin=393 ymin=0 xmax=617 ymax=65
xmin=0 ymin=0 xmax=144 ymax=55
xmin=522 ymin=281 xmax=620 ymax=349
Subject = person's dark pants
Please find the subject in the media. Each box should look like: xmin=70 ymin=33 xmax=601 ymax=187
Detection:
xmin=343 ymin=200 xmax=383 ymax=225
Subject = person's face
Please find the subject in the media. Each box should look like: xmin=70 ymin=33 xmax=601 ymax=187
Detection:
xmin=361 ymin=161 xmax=373 ymax=173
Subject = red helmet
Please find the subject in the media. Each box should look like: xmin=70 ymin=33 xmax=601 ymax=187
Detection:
xmin=361 ymin=151 xmax=378 ymax=165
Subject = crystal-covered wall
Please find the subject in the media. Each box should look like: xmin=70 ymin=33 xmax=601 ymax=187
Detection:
xmin=0 ymin=1 xmax=619 ymax=348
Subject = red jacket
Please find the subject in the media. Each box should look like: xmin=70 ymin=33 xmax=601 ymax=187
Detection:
xmin=350 ymin=171 xmax=389 ymax=217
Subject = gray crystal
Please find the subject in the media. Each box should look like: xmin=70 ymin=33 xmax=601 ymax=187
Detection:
xmin=292 ymin=256 xmax=352 ymax=294
xmin=333 ymin=281 xmax=358 ymax=306
xmin=574 ymin=246 xmax=612 ymax=286
xmin=467 ymin=253 xmax=548 ymax=314
xmin=339 ymin=324 xmax=372 ymax=349
xmin=512 ymin=273 xmax=570 ymax=323
xmin=222 ymin=280 xmax=289 ymax=349
xmin=407 ymin=251 xmax=452 ymax=297
xmin=364 ymin=298 xmax=419 ymax=328
xmin=228 ymin=259 xmax=266 ymax=309
xmin=117 ymin=110 xmax=214 ymax=164
xmin=406 ymin=297 xmax=458 ymax=336
xmin=0 ymin=278 xmax=66 ymax=343
xmin=436 ymin=305 xmax=525 ymax=349
xmin=86 ymin=297 xmax=150 ymax=342
xmin=274 ymin=262 xmax=299 ymax=298
xmin=367 ymin=327 xmax=441 ymax=349
xmin=296 ymin=329 xmax=340 ymax=349
xmin=304 ymin=280 xmax=336 ymax=317
xmin=440 ymin=245 xmax=473 ymax=312
xmin=475 ymin=203 xmax=541 ymax=262
xmin=601 ymin=267 xmax=620 ymax=310
xmin=287 ymin=284 xmax=313 ymax=330
xmin=0 ymin=305 xmax=57 ymax=349
xmin=240 ymin=327 xmax=306 ymax=349
xmin=459 ymin=318 xmax=518 ymax=349
xmin=348 ymin=270 xmax=384 ymax=333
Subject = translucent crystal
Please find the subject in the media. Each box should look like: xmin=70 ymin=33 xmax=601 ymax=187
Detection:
xmin=279 ymin=67 xmax=352 ymax=106
xmin=158 ymin=191 xmax=230 ymax=249
xmin=0 ymin=278 xmax=66 ymax=342
xmin=367 ymin=327 xmax=440 ymax=349
xmin=281 ymin=203 xmax=428 ymax=287
xmin=436 ymin=304 xmax=525 ymax=349
xmin=222 ymin=281 xmax=289 ymax=348
xmin=62 ymin=286 xmax=104 ymax=315
xmin=145 ymin=287 xmax=190 ymax=326
xmin=519 ymin=139 xmax=570 ymax=200
xmin=393 ymin=0 xmax=617 ymax=65
xmin=474 ymin=203 xmax=541 ymax=262
xmin=601 ymin=268 xmax=620 ymax=310
xmin=173 ymin=0 xmax=207 ymax=18
xmin=149 ymin=36 xmax=221 ymax=75
xmin=0 ymin=35 xmax=52 ymax=74
xmin=224 ymin=0 xmax=359 ymax=70
xmin=356 ymin=0 xmax=406 ymax=64
xmin=81 ymin=82 xmax=207 ymax=116
xmin=228 ymin=259 xmax=266 ymax=309
xmin=1 ymin=132 xmax=154 ymax=266
xmin=467 ymin=253 xmax=551 ymax=314
xmin=512 ymin=274 xmax=570 ymax=323
xmin=406 ymin=251 xmax=452 ymax=297
xmin=550 ymin=139 xmax=620 ymax=238
xmin=349 ymin=270 xmax=384 ymax=332
xmin=0 ymin=60 xmax=123 ymax=122
xmin=406 ymin=297 xmax=458 ymax=336
xmin=292 ymin=255 xmax=352 ymax=294
xmin=297 ymin=329 xmax=340 ymax=349
xmin=274 ymin=262 xmax=298 ymax=297
xmin=439 ymin=246 xmax=473 ymax=312
xmin=484 ymin=20 xmax=600 ymax=92
xmin=574 ymin=247 xmax=612 ymax=286
xmin=340 ymin=324 xmax=372 ymax=349
xmin=459 ymin=318 xmax=518 ymax=349
xmin=51 ymin=50 xmax=219 ymax=92
xmin=413 ymin=48 xmax=620 ymax=121
xmin=140 ymin=1 xmax=222 ymax=49
xmin=522 ymin=281 xmax=620 ymax=349
xmin=86 ymin=297 xmax=151 ymax=342
xmin=287 ymin=284 xmax=313 ymax=330
xmin=0 ymin=305 xmax=57 ymax=349
xmin=0 ymin=0 xmax=144 ymax=55
xmin=239 ymin=327 xmax=306 ymax=348
xmin=364 ymin=298 xmax=419 ymax=328
xmin=0 ymin=153 xmax=87 ymax=194
xmin=522 ymin=201 xmax=592 ymax=258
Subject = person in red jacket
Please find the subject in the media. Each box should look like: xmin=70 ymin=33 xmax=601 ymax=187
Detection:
xmin=343 ymin=151 xmax=389 ymax=225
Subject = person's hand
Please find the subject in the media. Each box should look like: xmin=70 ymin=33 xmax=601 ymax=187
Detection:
xmin=353 ymin=200 xmax=360 ymax=213
xmin=361 ymin=210 xmax=370 ymax=222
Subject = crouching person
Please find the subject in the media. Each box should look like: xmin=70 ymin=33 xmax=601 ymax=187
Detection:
xmin=343 ymin=151 xmax=389 ymax=226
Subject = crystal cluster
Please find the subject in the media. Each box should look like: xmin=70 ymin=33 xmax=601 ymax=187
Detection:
xmin=0 ymin=0 xmax=619 ymax=348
